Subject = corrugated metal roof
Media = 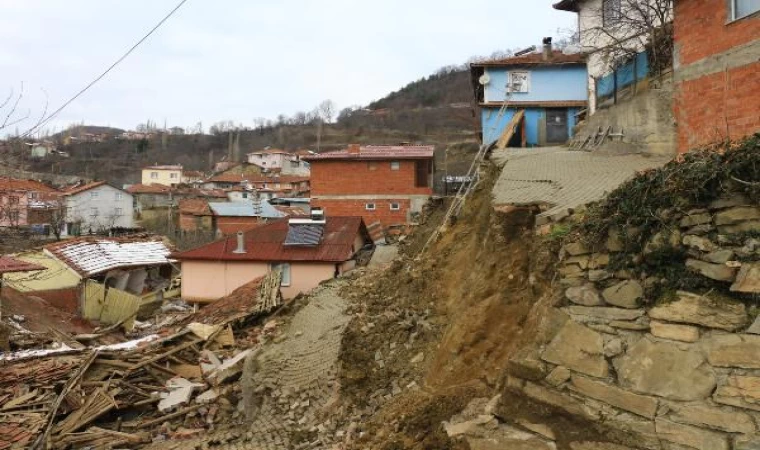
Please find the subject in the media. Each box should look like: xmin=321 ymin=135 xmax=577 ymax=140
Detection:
xmin=173 ymin=216 xmax=366 ymax=263
xmin=303 ymin=145 xmax=435 ymax=161
xmin=45 ymin=238 xmax=173 ymax=276
xmin=209 ymin=200 xmax=285 ymax=219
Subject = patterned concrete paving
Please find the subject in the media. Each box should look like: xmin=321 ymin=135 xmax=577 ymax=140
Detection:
xmin=491 ymin=147 xmax=671 ymax=222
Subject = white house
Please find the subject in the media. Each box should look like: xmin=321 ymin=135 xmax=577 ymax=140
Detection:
xmin=61 ymin=181 xmax=134 ymax=236
xmin=246 ymin=149 xmax=310 ymax=175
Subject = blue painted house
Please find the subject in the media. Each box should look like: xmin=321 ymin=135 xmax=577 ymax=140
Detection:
xmin=471 ymin=43 xmax=588 ymax=147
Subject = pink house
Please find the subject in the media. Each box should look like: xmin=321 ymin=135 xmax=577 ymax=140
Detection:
xmin=0 ymin=178 xmax=59 ymax=227
xmin=172 ymin=210 xmax=371 ymax=302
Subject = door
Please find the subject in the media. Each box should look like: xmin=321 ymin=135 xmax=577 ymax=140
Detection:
xmin=546 ymin=109 xmax=569 ymax=144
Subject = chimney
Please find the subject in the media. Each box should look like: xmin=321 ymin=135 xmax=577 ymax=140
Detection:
xmin=347 ymin=144 xmax=361 ymax=155
xmin=233 ymin=231 xmax=246 ymax=254
xmin=542 ymin=37 xmax=553 ymax=61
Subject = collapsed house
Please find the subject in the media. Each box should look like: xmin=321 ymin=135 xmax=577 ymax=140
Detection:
xmin=2 ymin=235 xmax=178 ymax=329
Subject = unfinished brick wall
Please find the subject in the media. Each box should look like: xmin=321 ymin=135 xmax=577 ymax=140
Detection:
xmin=309 ymin=160 xmax=432 ymax=196
xmin=674 ymin=0 xmax=760 ymax=152
xmin=312 ymin=199 xmax=411 ymax=228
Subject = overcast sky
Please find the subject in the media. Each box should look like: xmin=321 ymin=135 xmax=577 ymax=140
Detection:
xmin=0 ymin=1 xmax=575 ymax=134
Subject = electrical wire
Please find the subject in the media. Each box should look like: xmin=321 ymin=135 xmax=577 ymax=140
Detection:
xmin=21 ymin=0 xmax=190 ymax=138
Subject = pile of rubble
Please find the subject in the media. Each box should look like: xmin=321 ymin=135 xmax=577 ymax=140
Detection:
xmin=0 ymin=273 xmax=282 ymax=449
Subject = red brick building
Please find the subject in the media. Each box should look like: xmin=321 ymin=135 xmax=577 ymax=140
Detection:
xmin=304 ymin=145 xmax=434 ymax=228
xmin=674 ymin=0 xmax=760 ymax=152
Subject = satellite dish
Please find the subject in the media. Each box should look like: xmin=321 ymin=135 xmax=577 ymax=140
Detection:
xmin=478 ymin=73 xmax=491 ymax=86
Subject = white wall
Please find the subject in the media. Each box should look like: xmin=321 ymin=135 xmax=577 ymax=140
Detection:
xmin=64 ymin=184 xmax=134 ymax=235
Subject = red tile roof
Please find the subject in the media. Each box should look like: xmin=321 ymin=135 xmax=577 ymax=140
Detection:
xmin=173 ymin=216 xmax=366 ymax=263
xmin=303 ymin=145 xmax=435 ymax=161
xmin=0 ymin=256 xmax=46 ymax=274
xmin=179 ymin=198 xmax=212 ymax=216
xmin=61 ymin=181 xmax=108 ymax=196
xmin=0 ymin=178 xmax=58 ymax=193
xmin=126 ymin=183 xmax=172 ymax=194
xmin=207 ymin=173 xmax=310 ymax=184
xmin=471 ymin=50 xmax=586 ymax=67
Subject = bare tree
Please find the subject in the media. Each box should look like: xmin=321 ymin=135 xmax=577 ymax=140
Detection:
xmin=317 ymin=99 xmax=336 ymax=124
xmin=581 ymin=0 xmax=673 ymax=75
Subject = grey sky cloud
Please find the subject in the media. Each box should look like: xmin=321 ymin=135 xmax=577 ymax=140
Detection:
xmin=0 ymin=0 xmax=574 ymax=134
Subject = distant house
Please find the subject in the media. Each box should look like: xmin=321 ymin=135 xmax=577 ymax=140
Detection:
xmin=141 ymin=164 xmax=183 ymax=187
xmin=172 ymin=210 xmax=371 ymax=301
xmin=181 ymin=170 xmax=205 ymax=185
xmin=179 ymin=198 xmax=214 ymax=233
xmin=0 ymin=178 xmax=60 ymax=230
xmin=126 ymin=183 xmax=173 ymax=215
xmin=61 ymin=181 xmax=134 ymax=236
xmin=470 ymin=42 xmax=587 ymax=146
xmin=672 ymin=0 xmax=760 ymax=152
xmin=209 ymin=199 xmax=287 ymax=236
xmin=304 ymin=144 xmax=434 ymax=228
xmin=246 ymin=149 xmax=310 ymax=175
xmin=204 ymin=173 xmax=310 ymax=199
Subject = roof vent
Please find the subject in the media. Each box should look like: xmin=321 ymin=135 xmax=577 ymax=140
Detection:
xmin=232 ymin=231 xmax=246 ymax=254
xmin=542 ymin=37 xmax=553 ymax=61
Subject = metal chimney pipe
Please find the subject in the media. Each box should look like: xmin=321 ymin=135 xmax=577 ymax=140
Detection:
xmin=233 ymin=231 xmax=246 ymax=254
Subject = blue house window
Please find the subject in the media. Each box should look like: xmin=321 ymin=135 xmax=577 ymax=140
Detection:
xmin=507 ymin=71 xmax=530 ymax=93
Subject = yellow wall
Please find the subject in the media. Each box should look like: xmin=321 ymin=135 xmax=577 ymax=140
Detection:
xmin=3 ymin=251 xmax=81 ymax=292
xmin=180 ymin=260 xmax=338 ymax=302
xmin=141 ymin=168 xmax=182 ymax=186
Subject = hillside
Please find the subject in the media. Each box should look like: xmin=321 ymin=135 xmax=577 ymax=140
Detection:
xmin=368 ymin=68 xmax=472 ymax=110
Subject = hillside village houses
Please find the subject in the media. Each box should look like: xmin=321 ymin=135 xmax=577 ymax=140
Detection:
xmin=141 ymin=164 xmax=183 ymax=186
xmin=60 ymin=181 xmax=134 ymax=236
xmin=246 ymin=148 xmax=311 ymax=175
xmin=471 ymin=39 xmax=588 ymax=146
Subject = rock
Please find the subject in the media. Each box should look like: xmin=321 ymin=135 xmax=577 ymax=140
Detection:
xmin=680 ymin=212 xmax=712 ymax=228
xmin=588 ymin=270 xmax=612 ymax=282
xmin=714 ymin=375 xmax=760 ymax=412
xmin=559 ymin=265 xmax=586 ymax=278
xmin=602 ymin=281 xmax=644 ymax=309
xmin=731 ymin=263 xmax=760 ymax=293
xmin=714 ymin=206 xmax=760 ymax=225
xmin=703 ymin=249 xmax=734 ymax=264
xmin=654 ymin=418 xmax=729 ymax=450
xmin=670 ymin=404 xmax=755 ymax=434
xmin=563 ymin=306 xmax=645 ymax=322
xmin=686 ymin=224 xmax=714 ymax=235
xmin=508 ymin=347 xmax=548 ymax=381
xmin=609 ymin=320 xmax=649 ymax=331
xmin=719 ymin=221 xmax=760 ymax=234
xmin=648 ymin=291 xmax=747 ymax=331
xmin=566 ymin=285 xmax=604 ymax=306
xmin=565 ymin=242 xmax=591 ymax=256
xmin=603 ymin=338 xmax=624 ymax=357
xmin=704 ymin=334 xmax=760 ymax=369
xmin=484 ymin=394 xmax=501 ymax=415
xmin=565 ymin=255 xmax=591 ymax=269
xmin=541 ymin=320 xmax=609 ymax=378
xmin=736 ymin=436 xmax=760 ymax=450
xmin=710 ymin=195 xmax=750 ymax=210
xmin=519 ymin=381 xmax=600 ymax=421
xmin=588 ymin=253 xmax=610 ymax=269
xmin=615 ymin=338 xmax=716 ymax=401
xmin=443 ymin=414 xmax=495 ymax=437
xmin=515 ymin=419 xmax=556 ymax=440
xmin=685 ymin=258 xmax=737 ymax=281
xmin=570 ymin=375 xmax=658 ymax=419
xmin=649 ymin=321 xmax=700 ymax=342
xmin=196 ymin=389 xmax=220 ymax=404
xmin=747 ymin=316 xmax=760 ymax=335
xmin=410 ymin=352 xmax=425 ymax=364
xmin=545 ymin=366 xmax=572 ymax=387
xmin=570 ymin=443 xmax=634 ymax=450
xmin=643 ymin=229 xmax=681 ymax=256
xmin=606 ymin=230 xmax=624 ymax=253
xmin=682 ymin=235 xmax=718 ymax=252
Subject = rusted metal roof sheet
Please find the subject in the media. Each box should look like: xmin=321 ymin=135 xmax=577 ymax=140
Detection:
xmin=45 ymin=237 xmax=173 ymax=276
xmin=0 ymin=256 xmax=46 ymax=274
xmin=471 ymin=51 xmax=586 ymax=67
xmin=0 ymin=178 xmax=58 ymax=193
xmin=303 ymin=145 xmax=435 ymax=161
xmin=173 ymin=216 xmax=365 ymax=263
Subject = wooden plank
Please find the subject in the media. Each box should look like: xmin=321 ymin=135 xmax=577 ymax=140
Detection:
xmin=495 ymin=109 xmax=525 ymax=150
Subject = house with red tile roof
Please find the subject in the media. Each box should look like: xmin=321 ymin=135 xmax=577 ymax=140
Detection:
xmin=303 ymin=144 xmax=435 ymax=229
xmin=172 ymin=210 xmax=371 ymax=301
xmin=0 ymin=178 xmax=60 ymax=229
xmin=61 ymin=181 xmax=134 ymax=236
xmin=204 ymin=173 xmax=310 ymax=199
xmin=246 ymin=148 xmax=311 ymax=176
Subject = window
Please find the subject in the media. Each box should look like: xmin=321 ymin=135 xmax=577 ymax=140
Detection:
xmin=150 ymin=172 xmax=158 ymax=179
xmin=8 ymin=196 xmax=19 ymax=205
xmin=733 ymin=0 xmax=760 ymax=19
xmin=115 ymin=192 xmax=123 ymax=201
xmin=170 ymin=173 xmax=178 ymax=179
xmin=390 ymin=203 xmax=401 ymax=211
xmin=90 ymin=191 xmax=99 ymax=199
xmin=90 ymin=207 xmax=99 ymax=217
xmin=242 ymin=192 xmax=248 ymax=199
xmin=271 ymin=262 xmax=291 ymax=286
xmin=28 ymin=192 xmax=38 ymax=200
xmin=365 ymin=203 xmax=376 ymax=211
xmin=507 ymin=71 xmax=530 ymax=93
xmin=114 ymin=208 xmax=123 ymax=216
xmin=602 ymin=0 xmax=622 ymax=26
xmin=390 ymin=161 xmax=400 ymax=171
xmin=368 ymin=161 xmax=378 ymax=171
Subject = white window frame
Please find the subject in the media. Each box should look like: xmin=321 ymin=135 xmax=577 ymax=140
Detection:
xmin=365 ymin=203 xmax=376 ymax=211
xmin=150 ymin=172 xmax=159 ymax=179
xmin=271 ymin=262 xmax=291 ymax=287
xmin=90 ymin=191 xmax=99 ymax=199
xmin=390 ymin=161 xmax=400 ymax=171
xmin=114 ymin=207 xmax=123 ymax=216
xmin=170 ymin=173 xmax=178 ymax=179
xmin=390 ymin=202 xmax=401 ymax=211
xmin=115 ymin=192 xmax=123 ymax=201
xmin=507 ymin=71 xmax=531 ymax=93
xmin=732 ymin=0 xmax=760 ymax=20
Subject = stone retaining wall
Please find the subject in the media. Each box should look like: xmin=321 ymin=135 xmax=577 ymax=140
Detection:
xmin=508 ymin=197 xmax=760 ymax=449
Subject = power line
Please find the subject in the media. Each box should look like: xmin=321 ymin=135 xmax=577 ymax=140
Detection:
xmin=21 ymin=0 xmax=190 ymax=138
